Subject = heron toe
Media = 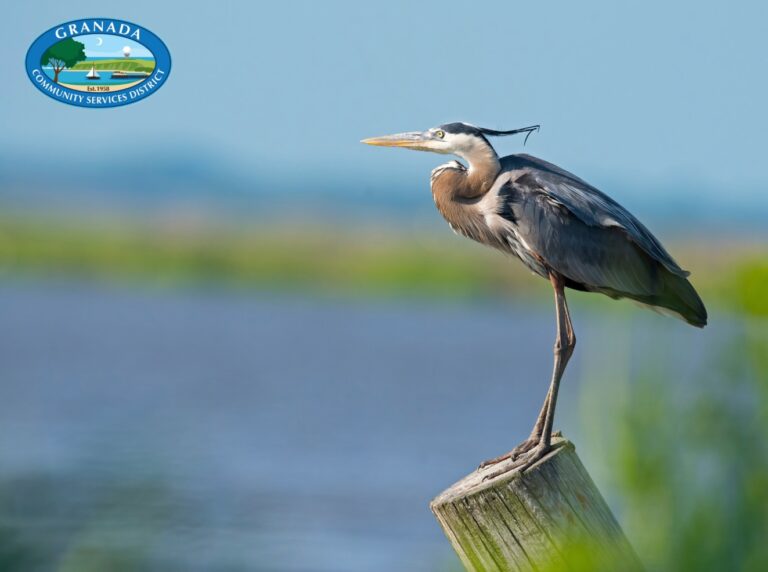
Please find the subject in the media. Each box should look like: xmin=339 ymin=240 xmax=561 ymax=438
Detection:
xmin=481 ymin=443 xmax=552 ymax=481
xmin=478 ymin=438 xmax=538 ymax=469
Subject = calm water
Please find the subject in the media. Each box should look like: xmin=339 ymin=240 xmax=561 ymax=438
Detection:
xmin=42 ymin=66 xmax=149 ymax=86
xmin=0 ymin=281 xmax=732 ymax=571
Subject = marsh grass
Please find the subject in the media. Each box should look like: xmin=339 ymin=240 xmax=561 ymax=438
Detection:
xmin=0 ymin=215 xmax=763 ymax=317
xmin=567 ymin=316 xmax=768 ymax=571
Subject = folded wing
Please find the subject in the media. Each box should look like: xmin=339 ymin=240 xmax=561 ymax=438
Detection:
xmin=498 ymin=155 xmax=707 ymax=327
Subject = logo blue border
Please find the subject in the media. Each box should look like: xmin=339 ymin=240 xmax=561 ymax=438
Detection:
xmin=25 ymin=17 xmax=171 ymax=109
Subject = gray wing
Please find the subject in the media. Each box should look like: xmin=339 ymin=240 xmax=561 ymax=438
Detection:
xmin=501 ymin=154 xmax=688 ymax=278
xmin=499 ymin=177 xmax=659 ymax=297
xmin=497 ymin=154 xmax=707 ymax=326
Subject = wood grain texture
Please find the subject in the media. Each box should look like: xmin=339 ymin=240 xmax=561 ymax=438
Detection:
xmin=430 ymin=437 xmax=643 ymax=572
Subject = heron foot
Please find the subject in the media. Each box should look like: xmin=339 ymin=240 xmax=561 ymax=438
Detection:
xmin=481 ymin=443 xmax=551 ymax=481
xmin=477 ymin=430 xmax=562 ymax=470
xmin=478 ymin=438 xmax=538 ymax=469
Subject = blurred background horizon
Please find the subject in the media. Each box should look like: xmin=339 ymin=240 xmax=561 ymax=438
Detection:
xmin=5 ymin=1 xmax=768 ymax=234
xmin=2 ymin=1 xmax=767 ymax=571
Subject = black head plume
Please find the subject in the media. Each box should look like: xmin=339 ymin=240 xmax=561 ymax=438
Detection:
xmin=477 ymin=125 xmax=540 ymax=145
xmin=439 ymin=122 xmax=540 ymax=146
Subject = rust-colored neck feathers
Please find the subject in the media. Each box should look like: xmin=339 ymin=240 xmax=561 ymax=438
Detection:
xmin=431 ymin=141 xmax=501 ymax=240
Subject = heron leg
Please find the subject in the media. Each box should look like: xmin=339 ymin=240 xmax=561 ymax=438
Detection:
xmin=478 ymin=390 xmax=551 ymax=469
xmin=531 ymin=385 xmax=553 ymax=439
xmin=482 ymin=274 xmax=575 ymax=479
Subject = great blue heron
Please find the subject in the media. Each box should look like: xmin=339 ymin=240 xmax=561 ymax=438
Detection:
xmin=362 ymin=122 xmax=707 ymax=478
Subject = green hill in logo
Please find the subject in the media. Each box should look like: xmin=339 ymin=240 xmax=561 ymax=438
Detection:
xmin=70 ymin=59 xmax=155 ymax=73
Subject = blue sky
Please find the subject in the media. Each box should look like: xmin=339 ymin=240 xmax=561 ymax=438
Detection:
xmin=78 ymin=34 xmax=152 ymax=59
xmin=5 ymin=1 xmax=768 ymax=210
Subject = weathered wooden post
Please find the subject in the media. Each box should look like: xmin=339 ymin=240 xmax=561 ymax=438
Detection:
xmin=430 ymin=436 xmax=643 ymax=572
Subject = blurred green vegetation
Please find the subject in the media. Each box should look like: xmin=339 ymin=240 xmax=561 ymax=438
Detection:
xmin=561 ymin=316 xmax=768 ymax=571
xmin=0 ymin=215 xmax=540 ymax=299
xmin=0 ymin=215 xmax=764 ymax=317
xmin=0 ymin=475 xmax=170 ymax=571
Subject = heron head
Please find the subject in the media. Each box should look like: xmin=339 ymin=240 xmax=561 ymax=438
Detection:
xmin=361 ymin=122 xmax=539 ymax=158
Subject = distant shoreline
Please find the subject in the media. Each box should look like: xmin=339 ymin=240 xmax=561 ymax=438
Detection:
xmin=52 ymin=59 xmax=156 ymax=73
xmin=61 ymin=69 xmax=152 ymax=74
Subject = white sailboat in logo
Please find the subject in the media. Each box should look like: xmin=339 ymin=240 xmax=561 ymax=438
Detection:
xmin=86 ymin=64 xmax=100 ymax=80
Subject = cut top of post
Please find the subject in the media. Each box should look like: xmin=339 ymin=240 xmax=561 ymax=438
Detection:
xmin=432 ymin=436 xmax=572 ymax=506
xmin=430 ymin=436 xmax=644 ymax=572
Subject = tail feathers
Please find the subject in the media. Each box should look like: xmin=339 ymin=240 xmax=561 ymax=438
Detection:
xmin=612 ymin=264 xmax=707 ymax=328
xmin=648 ymin=271 xmax=708 ymax=328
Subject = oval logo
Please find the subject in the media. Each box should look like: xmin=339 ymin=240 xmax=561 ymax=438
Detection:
xmin=25 ymin=18 xmax=171 ymax=108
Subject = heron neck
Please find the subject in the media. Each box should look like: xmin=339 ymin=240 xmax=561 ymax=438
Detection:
xmin=456 ymin=146 xmax=500 ymax=197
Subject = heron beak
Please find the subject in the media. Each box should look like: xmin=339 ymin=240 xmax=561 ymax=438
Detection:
xmin=361 ymin=131 xmax=428 ymax=149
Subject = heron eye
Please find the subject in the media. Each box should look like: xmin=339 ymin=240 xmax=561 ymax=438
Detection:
xmin=435 ymin=130 xmax=445 ymax=139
